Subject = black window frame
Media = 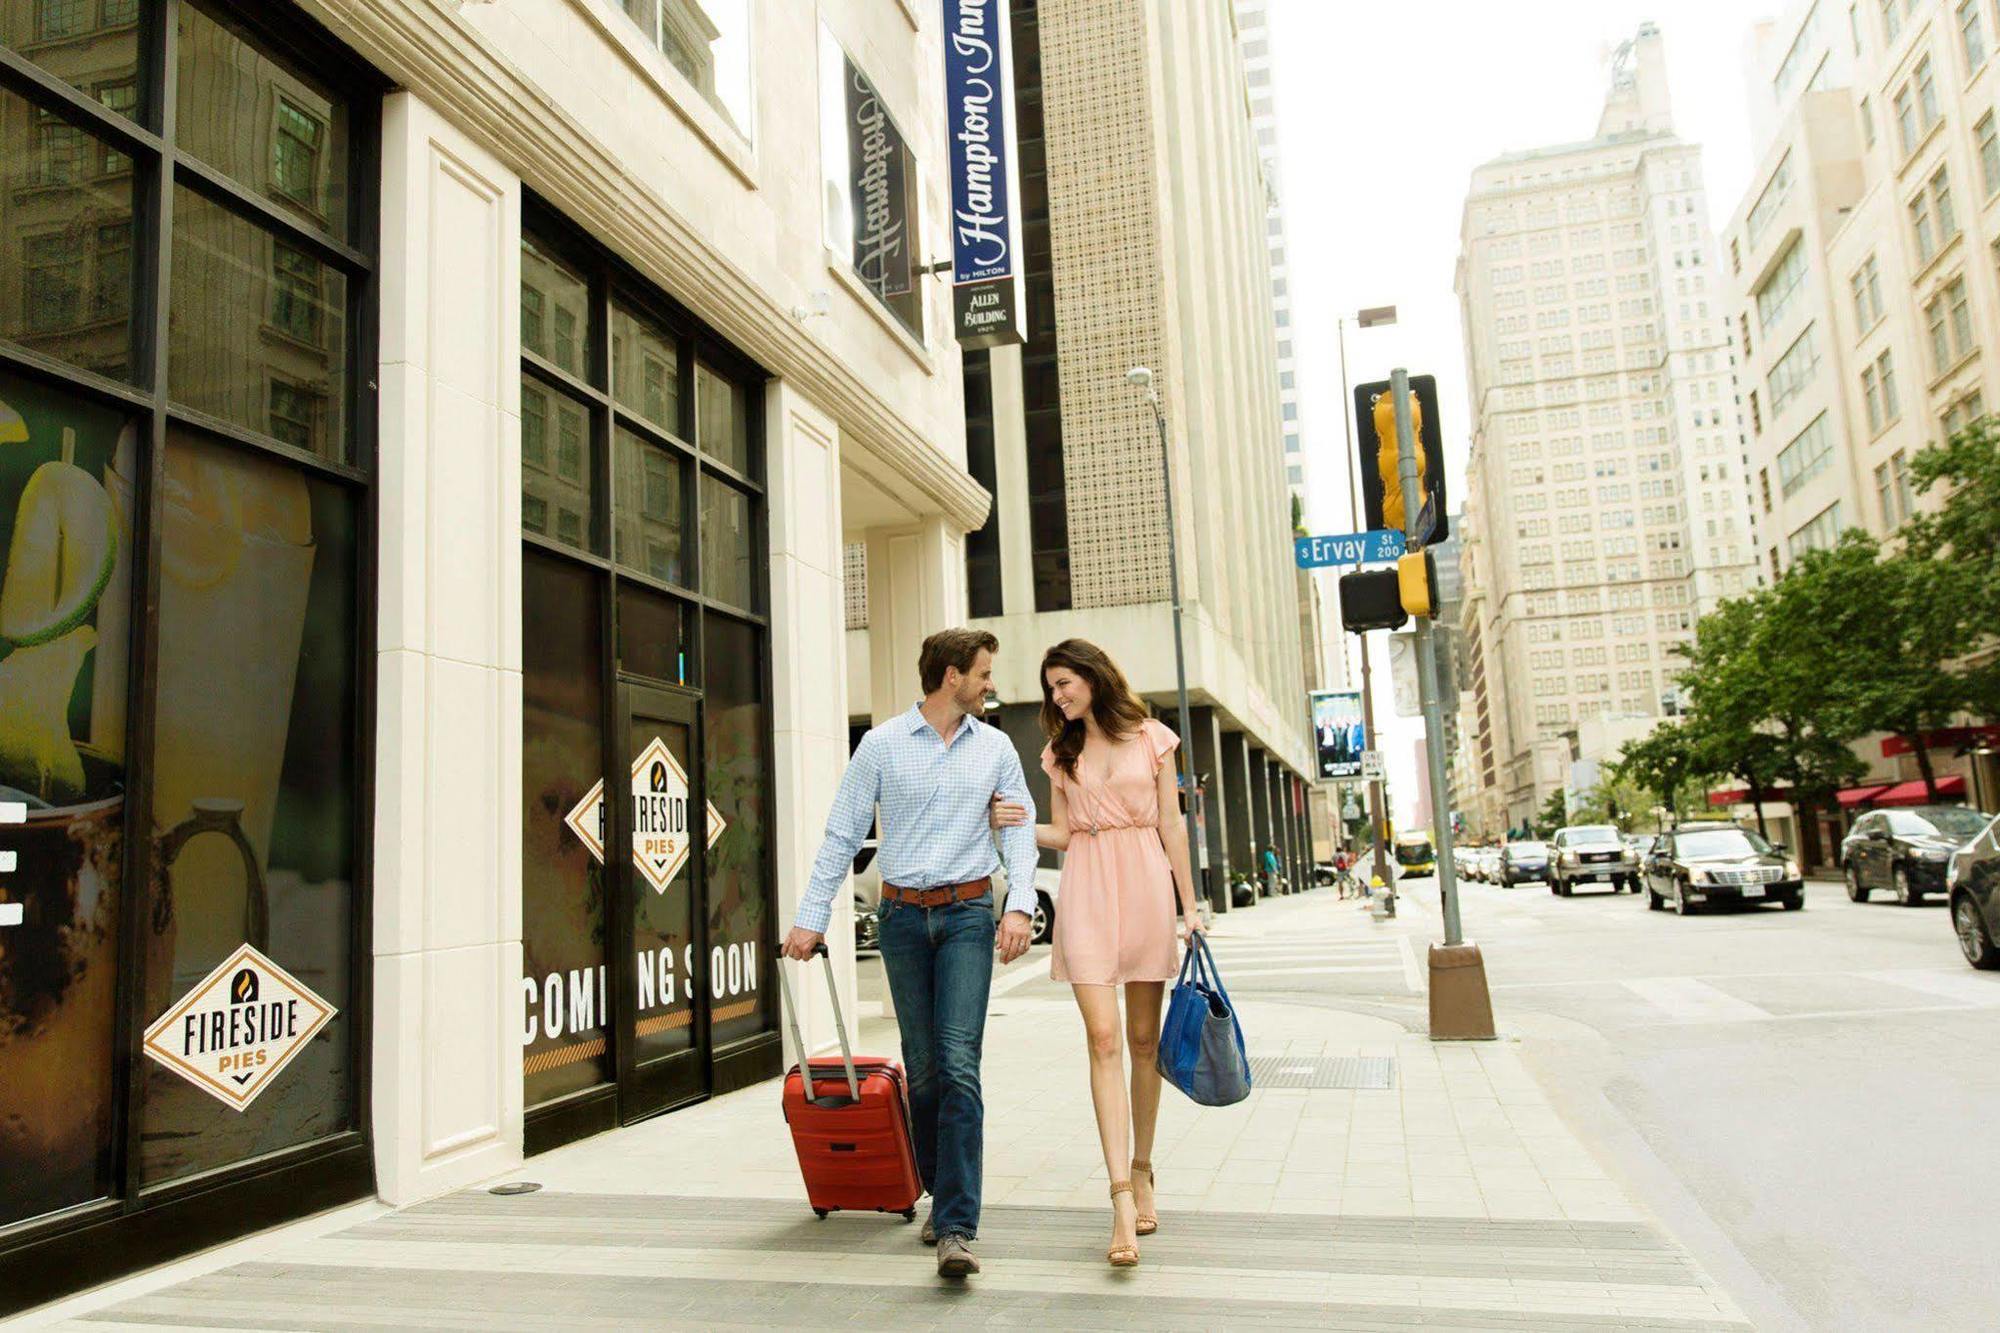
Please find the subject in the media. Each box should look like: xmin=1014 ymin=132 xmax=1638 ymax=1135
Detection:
xmin=517 ymin=195 xmax=778 ymax=1152
xmin=0 ymin=0 xmax=383 ymax=1311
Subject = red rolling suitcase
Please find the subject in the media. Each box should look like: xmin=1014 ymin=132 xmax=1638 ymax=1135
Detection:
xmin=776 ymin=944 xmax=923 ymax=1222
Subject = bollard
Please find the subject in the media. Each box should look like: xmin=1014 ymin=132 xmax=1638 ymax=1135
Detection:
xmin=1428 ymin=942 xmax=1496 ymax=1040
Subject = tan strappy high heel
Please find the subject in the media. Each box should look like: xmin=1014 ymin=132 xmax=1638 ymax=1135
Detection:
xmin=1131 ymin=1159 xmax=1158 ymax=1235
xmin=1107 ymin=1181 xmax=1141 ymax=1267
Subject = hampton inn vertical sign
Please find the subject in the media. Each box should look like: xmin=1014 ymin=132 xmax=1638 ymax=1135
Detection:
xmin=943 ymin=0 xmax=1026 ymax=347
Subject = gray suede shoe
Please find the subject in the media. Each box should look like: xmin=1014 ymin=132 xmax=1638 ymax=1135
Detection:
xmin=936 ymin=1235 xmax=980 ymax=1278
xmin=920 ymin=1210 xmax=936 ymax=1246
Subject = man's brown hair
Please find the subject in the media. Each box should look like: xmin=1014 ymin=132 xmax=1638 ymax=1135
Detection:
xmin=918 ymin=627 xmax=1000 ymax=694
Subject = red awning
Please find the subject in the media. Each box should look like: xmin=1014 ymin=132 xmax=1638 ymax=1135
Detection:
xmin=1837 ymin=784 xmax=1893 ymax=808
xmin=1871 ymin=775 xmax=1967 ymax=806
xmin=1881 ymin=726 xmax=2000 ymax=758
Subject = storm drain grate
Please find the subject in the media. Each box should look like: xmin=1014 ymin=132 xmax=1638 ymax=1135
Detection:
xmin=1245 ymin=1055 xmax=1396 ymax=1090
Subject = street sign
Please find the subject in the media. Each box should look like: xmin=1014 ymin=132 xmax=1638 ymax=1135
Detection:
xmin=1354 ymin=373 xmax=1448 ymax=546
xmin=1294 ymin=529 xmax=1407 ymax=569
xmin=1360 ymin=750 xmax=1386 ymax=782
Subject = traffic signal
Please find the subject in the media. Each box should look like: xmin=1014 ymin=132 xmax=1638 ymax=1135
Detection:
xmin=1371 ymin=390 xmax=1426 ymax=529
xmin=1397 ymin=550 xmax=1439 ymax=618
xmin=1354 ymin=374 xmax=1448 ymax=544
xmin=1338 ymin=568 xmax=1407 ymax=634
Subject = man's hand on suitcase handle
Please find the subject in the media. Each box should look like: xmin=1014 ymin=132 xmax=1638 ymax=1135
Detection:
xmin=996 ymin=910 xmax=1033 ymax=964
xmin=782 ymin=927 xmax=826 ymax=962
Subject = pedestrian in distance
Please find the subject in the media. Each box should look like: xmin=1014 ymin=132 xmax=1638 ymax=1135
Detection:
xmin=783 ymin=628 xmax=1040 ymax=1281
xmin=992 ymin=638 xmax=1205 ymax=1268
xmin=1262 ymin=843 xmax=1282 ymax=895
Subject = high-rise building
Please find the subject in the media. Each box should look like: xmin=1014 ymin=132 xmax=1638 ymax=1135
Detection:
xmin=846 ymin=0 xmax=1318 ymax=905
xmin=1714 ymin=0 xmax=2000 ymax=855
xmin=1455 ymin=24 xmax=1757 ymax=829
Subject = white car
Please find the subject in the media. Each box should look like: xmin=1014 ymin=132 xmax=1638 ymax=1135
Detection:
xmin=852 ymin=840 xmax=1060 ymax=953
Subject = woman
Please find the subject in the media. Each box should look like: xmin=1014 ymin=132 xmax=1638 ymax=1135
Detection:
xmin=1009 ymin=638 xmax=1203 ymax=1268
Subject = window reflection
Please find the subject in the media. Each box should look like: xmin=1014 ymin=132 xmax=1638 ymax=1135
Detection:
xmin=614 ymin=426 xmax=688 ymax=585
xmin=617 ymin=582 xmax=690 ymax=685
xmin=0 ymin=0 xmax=143 ymax=123
xmin=522 ymin=235 xmax=592 ymax=380
xmin=700 ymin=472 xmax=754 ymax=609
xmin=612 ymin=302 xmax=681 ymax=436
xmin=175 ymin=1 xmax=350 ymax=238
xmin=0 ymin=87 xmax=136 ymax=382
xmin=169 ymin=187 xmax=348 ymax=461
xmin=140 ymin=427 xmax=358 ymax=1185
xmin=695 ymin=360 xmax=749 ymax=472
xmin=817 ymin=25 xmax=923 ymax=340
xmin=0 ymin=368 xmax=135 ymax=1228
xmin=521 ymin=377 xmax=598 ymax=554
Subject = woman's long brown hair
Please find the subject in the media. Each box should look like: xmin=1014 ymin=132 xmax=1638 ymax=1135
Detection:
xmin=1039 ymin=639 xmax=1150 ymax=779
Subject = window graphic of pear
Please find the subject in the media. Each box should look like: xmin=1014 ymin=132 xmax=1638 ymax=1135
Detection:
xmin=0 ymin=405 xmax=119 ymax=805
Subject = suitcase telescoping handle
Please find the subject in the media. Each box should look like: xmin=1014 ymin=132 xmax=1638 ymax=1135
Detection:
xmin=774 ymin=941 xmax=862 ymax=1106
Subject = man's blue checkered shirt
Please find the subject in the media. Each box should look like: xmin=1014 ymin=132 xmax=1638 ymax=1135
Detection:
xmin=795 ymin=704 xmax=1039 ymax=934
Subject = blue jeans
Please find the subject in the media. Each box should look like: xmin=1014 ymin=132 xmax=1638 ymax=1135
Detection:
xmin=877 ymin=892 xmax=995 ymax=1242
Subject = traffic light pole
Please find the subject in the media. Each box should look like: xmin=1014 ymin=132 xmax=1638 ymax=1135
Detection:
xmin=1390 ymin=369 xmax=1462 ymax=947
xmin=1390 ymin=368 xmax=1491 ymax=1038
xmin=1338 ymin=317 xmax=1394 ymax=902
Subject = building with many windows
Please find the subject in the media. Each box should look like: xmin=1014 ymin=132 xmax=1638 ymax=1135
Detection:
xmin=1 ymin=0 xmax=1000 ymax=1306
xmin=1715 ymin=0 xmax=2000 ymax=857
xmin=1454 ymin=24 xmax=1758 ymax=829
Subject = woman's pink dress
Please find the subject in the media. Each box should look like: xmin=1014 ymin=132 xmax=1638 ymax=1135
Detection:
xmin=1041 ymin=718 xmax=1181 ymax=985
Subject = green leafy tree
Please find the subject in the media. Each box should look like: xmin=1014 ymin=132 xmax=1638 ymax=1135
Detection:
xmin=1675 ymin=596 xmax=1793 ymax=839
xmin=1533 ymin=789 xmax=1568 ymax=837
xmin=1612 ymin=720 xmax=1718 ymax=825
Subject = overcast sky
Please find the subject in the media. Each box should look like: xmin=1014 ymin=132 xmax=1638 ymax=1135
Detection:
xmin=1264 ymin=1 xmax=1775 ymax=830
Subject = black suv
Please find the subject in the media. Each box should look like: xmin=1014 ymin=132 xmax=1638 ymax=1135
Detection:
xmin=1839 ymin=805 xmax=1988 ymax=906
xmin=1644 ymin=823 xmax=1803 ymax=914
xmin=1550 ymin=824 xmax=1640 ymax=895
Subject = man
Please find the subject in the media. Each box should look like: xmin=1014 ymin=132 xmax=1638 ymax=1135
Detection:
xmin=1261 ymin=843 xmax=1282 ymax=894
xmin=784 ymin=628 xmax=1038 ymax=1280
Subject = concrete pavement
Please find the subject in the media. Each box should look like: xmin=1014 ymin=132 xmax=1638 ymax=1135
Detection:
xmin=21 ymin=889 xmax=1752 ymax=1330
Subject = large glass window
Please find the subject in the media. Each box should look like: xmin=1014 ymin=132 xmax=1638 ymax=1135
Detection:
xmin=817 ymin=24 xmax=923 ymax=341
xmin=517 ymin=206 xmax=771 ymax=1124
xmin=0 ymin=0 xmax=377 ymax=1260
xmin=0 ymin=88 xmax=137 ymax=381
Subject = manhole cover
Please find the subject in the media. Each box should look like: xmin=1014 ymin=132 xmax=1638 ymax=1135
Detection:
xmin=489 ymin=1181 xmax=542 ymax=1196
xmin=1245 ymin=1055 xmax=1395 ymax=1090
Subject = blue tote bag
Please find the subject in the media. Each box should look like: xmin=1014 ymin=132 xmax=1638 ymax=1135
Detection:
xmin=1156 ymin=933 xmax=1251 ymax=1106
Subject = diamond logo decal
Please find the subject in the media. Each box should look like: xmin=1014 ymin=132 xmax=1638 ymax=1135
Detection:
xmin=142 ymin=943 xmax=336 ymax=1111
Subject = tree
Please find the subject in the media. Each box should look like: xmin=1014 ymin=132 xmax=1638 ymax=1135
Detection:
xmin=1567 ymin=770 xmax=1652 ymax=830
xmin=1611 ymin=722 xmax=1717 ymax=826
xmin=1675 ymin=596 xmax=1792 ymax=839
xmin=1903 ymin=415 xmax=2000 ymax=603
xmin=1291 ymin=492 xmax=1307 ymax=538
xmin=1532 ymin=789 xmax=1568 ymax=837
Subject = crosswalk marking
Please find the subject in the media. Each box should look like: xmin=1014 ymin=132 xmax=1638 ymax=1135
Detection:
xmin=1622 ymin=977 xmax=1772 ymax=1024
xmin=1859 ymin=968 xmax=2000 ymax=1007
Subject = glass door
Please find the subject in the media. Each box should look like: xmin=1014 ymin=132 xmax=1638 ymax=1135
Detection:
xmin=613 ymin=682 xmax=706 ymax=1119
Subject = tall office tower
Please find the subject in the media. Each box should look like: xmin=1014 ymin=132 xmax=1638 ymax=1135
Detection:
xmin=1455 ymin=24 xmax=1757 ymax=829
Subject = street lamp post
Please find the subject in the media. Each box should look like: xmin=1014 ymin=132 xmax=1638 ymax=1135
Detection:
xmin=1127 ymin=366 xmax=1211 ymax=916
xmin=1336 ymin=308 xmax=1397 ymax=900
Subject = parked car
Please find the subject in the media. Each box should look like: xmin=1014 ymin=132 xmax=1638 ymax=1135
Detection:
xmin=1550 ymin=824 xmax=1641 ymax=895
xmin=1840 ymin=805 xmax=1989 ymax=906
xmin=1472 ymin=847 xmax=1499 ymax=882
xmin=1645 ymin=823 xmax=1802 ymax=914
xmin=1498 ymin=840 xmax=1550 ymax=886
xmin=852 ymin=840 xmax=1059 ymax=953
xmin=1946 ymin=813 xmax=2000 ymax=969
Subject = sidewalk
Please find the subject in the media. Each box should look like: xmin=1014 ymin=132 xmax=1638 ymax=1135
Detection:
xmin=25 ymin=893 xmax=1751 ymax=1331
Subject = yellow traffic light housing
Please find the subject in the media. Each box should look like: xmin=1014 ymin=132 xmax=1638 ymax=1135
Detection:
xmin=1397 ymin=550 xmax=1439 ymax=618
xmin=1371 ymin=388 xmax=1427 ymax=529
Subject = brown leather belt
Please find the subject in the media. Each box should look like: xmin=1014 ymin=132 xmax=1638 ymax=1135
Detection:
xmin=881 ymin=877 xmax=992 ymax=908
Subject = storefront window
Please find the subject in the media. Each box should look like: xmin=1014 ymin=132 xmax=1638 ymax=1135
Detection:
xmin=817 ymin=24 xmax=923 ymax=340
xmin=702 ymin=615 xmax=768 ymax=1047
xmin=0 ymin=367 xmax=134 ymax=1229
xmin=0 ymin=1 xmax=142 ymax=121
xmin=517 ymin=205 xmax=771 ymax=1135
xmin=1 ymin=0 xmax=377 ymax=1282
xmin=139 ymin=427 xmax=359 ymax=1185
xmin=521 ymin=552 xmax=609 ymax=1106
xmin=169 ymin=187 xmax=349 ymax=462
xmin=175 ymin=2 xmax=352 ymax=238
xmin=0 ymin=87 xmax=137 ymax=383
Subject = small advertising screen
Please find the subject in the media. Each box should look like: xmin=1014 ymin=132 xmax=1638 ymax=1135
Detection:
xmin=1311 ymin=690 xmax=1366 ymax=781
